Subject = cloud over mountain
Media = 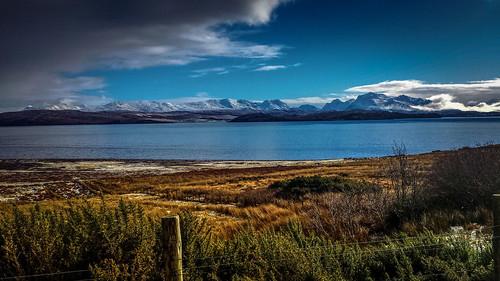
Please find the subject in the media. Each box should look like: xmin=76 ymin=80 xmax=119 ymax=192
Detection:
xmin=346 ymin=79 xmax=500 ymax=112
xmin=0 ymin=0 xmax=287 ymax=110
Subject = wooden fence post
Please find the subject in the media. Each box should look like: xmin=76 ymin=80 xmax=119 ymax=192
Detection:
xmin=493 ymin=194 xmax=500 ymax=281
xmin=162 ymin=216 xmax=183 ymax=281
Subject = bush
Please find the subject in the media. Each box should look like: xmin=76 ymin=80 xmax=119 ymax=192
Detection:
xmin=428 ymin=145 xmax=500 ymax=210
xmin=178 ymin=217 xmax=493 ymax=281
xmin=384 ymin=143 xmax=427 ymax=228
xmin=0 ymin=200 xmax=160 ymax=280
xmin=269 ymin=175 xmax=380 ymax=200
xmin=0 ymin=201 xmax=494 ymax=281
xmin=305 ymin=191 xmax=391 ymax=240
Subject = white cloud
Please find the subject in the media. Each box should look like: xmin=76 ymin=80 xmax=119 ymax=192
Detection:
xmin=254 ymin=65 xmax=287 ymax=71
xmin=346 ymin=78 xmax=500 ymax=112
xmin=282 ymin=96 xmax=336 ymax=106
xmin=413 ymin=94 xmax=500 ymax=112
xmin=282 ymin=78 xmax=500 ymax=111
xmin=190 ymin=67 xmax=229 ymax=78
xmin=104 ymin=27 xmax=283 ymax=70
xmin=253 ymin=62 xmax=301 ymax=72
xmin=282 ymin=92 xmax=357 ymax=107
xmin=191 ymin=61 xmax=299 ymax=78
xmin=195 ymin=92 xmax=210 ymax=98
xmin=326 ymin=93 xmax=358 ymax=101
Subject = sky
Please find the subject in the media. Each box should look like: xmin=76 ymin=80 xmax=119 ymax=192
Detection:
xmin=1 ymin=0 xmax=500 ymax=111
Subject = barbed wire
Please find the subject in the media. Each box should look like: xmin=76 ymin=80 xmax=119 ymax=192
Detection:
xmin=181 ymin=244 xmax=477 ymax=279
xmin=0 ymin=269 xmax=90 ymax=280
xmin=389 ymin=270 xmax=470 ymax=281
xmin=183 ymin=240 xmax=482 ymax=271
xmin=180 ymin=233 xmax=494 ymax=278
xmin=193 ymin=228 xmax=494 ymax=262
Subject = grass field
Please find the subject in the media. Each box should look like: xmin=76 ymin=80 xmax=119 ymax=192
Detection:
xmin=0 ymin=149 xmax=458 ymax=235
xmin=1 ymin=146 xmax=499 ymax=280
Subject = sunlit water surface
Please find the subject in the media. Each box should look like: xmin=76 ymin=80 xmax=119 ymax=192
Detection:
xmin=1 ymin=117 xmax=500 ymax=160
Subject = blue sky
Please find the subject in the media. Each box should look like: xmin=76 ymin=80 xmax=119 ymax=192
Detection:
xmin=1 ymin=0 xmax=500 ymax=110
xmin=93 ymin=0 xmax=500 ymax=104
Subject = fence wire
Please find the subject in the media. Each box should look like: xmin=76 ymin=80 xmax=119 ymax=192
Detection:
xmin=0 ymin=269 xmax=90 ymax=280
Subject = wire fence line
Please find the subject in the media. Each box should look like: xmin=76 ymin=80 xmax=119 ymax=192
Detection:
xmin=192 ymin=229 xmax=493 ymax=262
xmin=179 ymin=235 xmax=493 ymax=278
xmin=184 ymin=242 xmax=458 ymax=271
xmin=0 ymin=269 xmax=90 ymax=280
xmin=179 ymin=241 xmax=479 ymax=279
xmin=389 ymin=270 xmax=470 ymax=281
xmin=0 ymin=227 xmax=495 ymax=280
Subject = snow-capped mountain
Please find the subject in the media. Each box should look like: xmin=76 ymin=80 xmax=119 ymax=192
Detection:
xmin=322 ymin=93 xmax=431 ymax=112
xmin=259 ymin=100 xmax=289 ymax=111
xmin=322 ymin=99 xmax=355 ymax=111
xmin=24 ymin=93 xmax=433 ymax=113
xmin=296 ymin=104 xmax=320 ymax=112
xmin=26 ymin=98 xmax=290 ymax=112
xmin=97 ymin=101 xmax=179 ymax=112
xmin=25 ymin=102 xmax=89 ymax=111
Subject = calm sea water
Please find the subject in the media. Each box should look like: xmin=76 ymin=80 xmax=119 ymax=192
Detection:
xmin=1 ymin=117 xmax=500 ymax=160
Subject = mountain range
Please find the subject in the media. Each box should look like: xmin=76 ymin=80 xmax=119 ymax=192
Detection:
xmin=5 ymin=92 xmax=500 ymax=126
xmin=25 ymin=99 xmax=290 ymax=113
xmin=24 ymin=93 xmax=436 ymax=113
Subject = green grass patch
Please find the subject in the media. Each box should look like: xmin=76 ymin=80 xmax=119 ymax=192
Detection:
xmin=268 ymin=175 xmax=380 ymax=199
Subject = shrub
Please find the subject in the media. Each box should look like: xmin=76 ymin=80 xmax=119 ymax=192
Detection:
xmin=269 ymin=175 xmax=380 ymax=200
xmin=305 ymin=190 xmax=391 ymax=240
xmin=384 ymin=143 xmax=427 ymax=227
xmin=0 ymin=201 xmax=494 ymax=281
xmin=0 ymin=200 xmax=160 ymax=280
xmin=176 ymin=220 xmax=493 ymax=281
xmin=428 ymin=145 xmax=500 ymax=210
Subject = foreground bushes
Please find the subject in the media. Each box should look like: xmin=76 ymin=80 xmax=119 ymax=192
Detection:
xmin=429 ymin=145 xmax=500 ymax=210
xmin=0 ymin=201 xmax=494 ymax=280
xmin=0 ymin=201 xmax=161 ymax=280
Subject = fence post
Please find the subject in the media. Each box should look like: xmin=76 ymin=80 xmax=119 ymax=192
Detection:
xmin=162 ymin=216 xmax=183 ymax=281
xmin=494 ymin=194 xmax=500 ymax=281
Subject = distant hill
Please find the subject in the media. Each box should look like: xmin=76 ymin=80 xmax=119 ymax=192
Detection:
xmin=230 ymin=110 xmax=442 ymax=122
xmin=3 ymin=108 xmax=500 ymax=126
xmin=0 ymin=110 xmax=238 ymax=126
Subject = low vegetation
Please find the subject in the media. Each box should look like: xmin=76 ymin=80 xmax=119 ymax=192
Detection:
xmin=0 ymin=201 xmax=493 ymax=280
xmin=268 ymin=175 xmax=380 ymax=199
xmin=1 ymin=144 xmax=499 ymax=280
xmin=428 ymin=145 xmax=500 ymax=210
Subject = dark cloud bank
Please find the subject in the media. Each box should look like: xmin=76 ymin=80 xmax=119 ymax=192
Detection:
xmin=1 ymin=0 xmax=499 ymax=112
xmin=0 ymin=0 xmax=285 ymax=110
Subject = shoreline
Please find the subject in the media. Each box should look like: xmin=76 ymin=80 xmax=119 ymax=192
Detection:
xmin=0 ymin=145 xmax=497 ymax=203
xmin=2 ymin=110 xmax=500 ymax=127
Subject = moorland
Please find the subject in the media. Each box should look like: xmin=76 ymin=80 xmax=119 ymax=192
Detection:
xmin=0 ymin=144 xmax=499 ymax=280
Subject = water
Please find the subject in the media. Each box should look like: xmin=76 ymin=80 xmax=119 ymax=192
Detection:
xmin=1 ymin=117 xmax=500 ymax=160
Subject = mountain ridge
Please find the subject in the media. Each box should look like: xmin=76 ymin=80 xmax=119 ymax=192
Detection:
xmin=22 ymin=93 xmax=500 ymax=114
xmin=4 ymin=108 xmax=500 ymax=126
xmin=321 ymin=93 xmax=431 ymax=112
xmin=26 ymin=98 xmax=290 ymax=113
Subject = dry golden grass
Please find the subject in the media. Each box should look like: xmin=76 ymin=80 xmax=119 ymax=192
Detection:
xmin=0 ymin=151 xmax=442 ymax=235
